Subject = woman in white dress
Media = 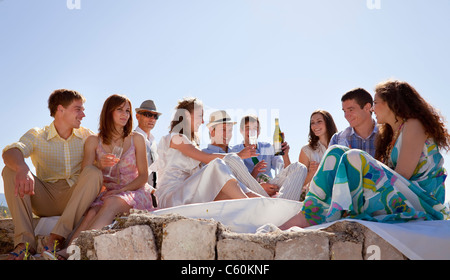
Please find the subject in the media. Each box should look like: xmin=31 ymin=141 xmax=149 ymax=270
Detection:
xmin=298 ymin=110 xmax=337 ymax=200
xmin=154 ymin=97 xmax=267 ymax=209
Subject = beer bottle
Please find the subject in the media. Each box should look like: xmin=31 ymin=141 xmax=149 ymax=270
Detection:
xmin=273 ymin=118 xmax=284 ymax=156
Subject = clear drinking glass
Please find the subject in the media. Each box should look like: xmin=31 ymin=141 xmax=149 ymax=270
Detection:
xmin=249 ymin=129 xmax=258 ymax=145
xmin=104 ymin=146 xmax=123 ymax=180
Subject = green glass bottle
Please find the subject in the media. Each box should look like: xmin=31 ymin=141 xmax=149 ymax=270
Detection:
xmin=273 ymin=118 xmax=284 ymax=156
xmin=251 ymin=156 xmax=259 ymax=165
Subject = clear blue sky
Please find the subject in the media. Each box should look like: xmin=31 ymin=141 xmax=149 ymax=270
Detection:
xmin=1 ymin=0 xmax=450 ymax=202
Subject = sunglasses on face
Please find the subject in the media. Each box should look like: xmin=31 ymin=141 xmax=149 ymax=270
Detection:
xmin=139 ymin=111 xmax=159 ymax=120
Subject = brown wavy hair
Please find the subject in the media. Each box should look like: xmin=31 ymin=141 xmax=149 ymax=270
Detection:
xmin=308 ymin=109 xmax=338 ymax=150
xmin=98 ymin=94 xmax=133 ymax=145
xmin=374 ymin=80 xmax=450 ymax=162
xmin=170 ymin=97 xmax=203 ymax=145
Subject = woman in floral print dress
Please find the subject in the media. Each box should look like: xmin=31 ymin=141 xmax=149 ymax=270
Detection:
xmin=281 ymin=80 xmax=450 ymax=229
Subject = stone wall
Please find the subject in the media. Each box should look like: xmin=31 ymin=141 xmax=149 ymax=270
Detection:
xmin=71 ymin=212 xmax=407 ymax=260
xmin=0 ymin=213 xmax=407 ymax=260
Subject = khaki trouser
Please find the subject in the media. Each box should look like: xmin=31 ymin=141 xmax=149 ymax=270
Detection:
xmin=2 ymin=165 xmax=102 ymax=250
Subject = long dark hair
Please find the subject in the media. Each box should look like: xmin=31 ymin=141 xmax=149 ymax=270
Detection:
xmin=308 ymin=109 xmax=338 ymax=150
xmin=374 ymin=80 xmax=450 ymax=162
xmin=98 ymin=94 xmax=133 ymax=145
xmin=170 ymin=97 xmax=203 ymax=145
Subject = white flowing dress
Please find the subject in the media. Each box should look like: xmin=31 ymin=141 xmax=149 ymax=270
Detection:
xmin=154 ymin=133 xmax=243 ymax=208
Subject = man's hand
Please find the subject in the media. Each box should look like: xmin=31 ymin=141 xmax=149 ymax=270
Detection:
xmin=15 ymin=167 xmax=35 ymax=198
xmin=260 ymin=182 xmax=280 ymax=197
xmin=3 ymin=148 xmax=35 ymax=198
xmin=251 ymin=160 xmax=267 ymax=178
xmin=237 ymin=145 xmax=258 ymax=159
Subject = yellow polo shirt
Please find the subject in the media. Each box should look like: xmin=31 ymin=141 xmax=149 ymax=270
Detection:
xmin=3 ymin=122 xmax=94 ymax=187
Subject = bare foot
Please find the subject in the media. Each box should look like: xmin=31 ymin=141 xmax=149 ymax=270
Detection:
xmin=44 ymin=233 xmax=65 ymax=252
xmin=279 ymin=212 xmax=309 ymax=230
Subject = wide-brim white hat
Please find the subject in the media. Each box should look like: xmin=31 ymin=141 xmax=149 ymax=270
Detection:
xmin=206 ymin=110 xmax=237 ymax=128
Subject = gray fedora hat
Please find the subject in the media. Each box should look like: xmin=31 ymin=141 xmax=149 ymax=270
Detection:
xmin=135 ymin=100 xmax=162 ymax=115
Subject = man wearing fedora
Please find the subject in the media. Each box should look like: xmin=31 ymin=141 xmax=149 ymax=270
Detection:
xmin=202 ymin=110 xmax=268 ymax=197
xmin=203 ymin=110 xmax=285 ymax=198
xmin=134 ymin=100 xmax=161 ymax=206
xmin=203 ymin=110 xmax=237 ymax=154
xmin=231 ymin=115 xmax=308 ymax=201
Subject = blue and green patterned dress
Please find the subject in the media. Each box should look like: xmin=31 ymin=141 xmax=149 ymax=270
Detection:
xmin=302 ymin=129 xmax=449 ymax=225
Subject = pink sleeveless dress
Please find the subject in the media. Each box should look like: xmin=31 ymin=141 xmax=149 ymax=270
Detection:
xmin=90 ymin=136 xmax=155 ymax=211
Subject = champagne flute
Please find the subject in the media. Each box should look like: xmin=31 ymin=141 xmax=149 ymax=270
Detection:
xmin=104 ymin=146 xmax=123 ymax=180
xmin=249 ymin=129 xmax=258 ymax=146
xmin=249 ymin=129 xmax=259 ymax=164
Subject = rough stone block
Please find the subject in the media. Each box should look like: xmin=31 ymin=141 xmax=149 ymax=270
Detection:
xmin=0 ymin=218 xmax=40 ymax=255
xmin=363 ymin=228 xmax=406 ymax=260
xmin=217 ymin=238 xmax=274 ymax=260
xmin=0 ymin=219 xmax=14 ymax=255
xmin=94 ymin=225 xmax=157 ymax=260
xmin=161 ymin=218 xmax=217 ymax=260
xmin=274 ymin=231 xmax=330 ymax=260
xmin=331 ymin=241 xmax=363 ymax=260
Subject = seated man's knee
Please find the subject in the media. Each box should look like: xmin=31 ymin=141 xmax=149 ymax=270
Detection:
xmin=290 ymin=161 xmax=307 ymax=172
xmin=2 ymin=166 xmax=18 ymax=192
xmin=2 ymin=165 xmax=14 ymax=180
xmin=80 ymin=165 xmax=102 ymax=179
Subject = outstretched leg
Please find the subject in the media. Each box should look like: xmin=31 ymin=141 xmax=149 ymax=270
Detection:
xmin=214 ymin=179 xmax=249 ymax=201
xmin=222 ymin=154 xmax=269 ymax=197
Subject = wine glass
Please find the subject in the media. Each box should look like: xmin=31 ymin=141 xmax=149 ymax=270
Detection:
xmin=249 ymin=129 xmax=259 ymax=163
xmin=249 ymin=129 xmax=258 ymax=145
xmin=104 ymin=146 xmax=123 ymax=180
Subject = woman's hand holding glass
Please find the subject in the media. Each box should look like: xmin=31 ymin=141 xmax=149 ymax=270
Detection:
xmin=103 ymin=146 xmax=123 ymax=180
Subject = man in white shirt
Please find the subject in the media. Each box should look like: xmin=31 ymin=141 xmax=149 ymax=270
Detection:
xmin=134 ymin=100 xmax=161 ymax=206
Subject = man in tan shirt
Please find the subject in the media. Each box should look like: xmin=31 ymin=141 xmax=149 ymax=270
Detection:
xmin=2 ymin=89 xmax=102 ymax=259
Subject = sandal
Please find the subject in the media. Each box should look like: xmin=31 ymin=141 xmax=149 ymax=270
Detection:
xmin=42 ymin=246 xmax=67 ymax=260
xmin=8 ymin=244 xmax=35 ymax=260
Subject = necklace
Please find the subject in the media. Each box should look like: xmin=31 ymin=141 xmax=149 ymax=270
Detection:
xmin=385 ymin=120 xmax=405 ymax=165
